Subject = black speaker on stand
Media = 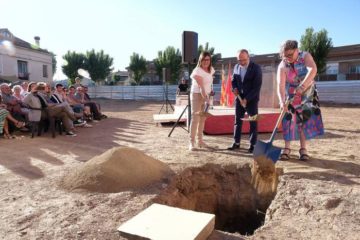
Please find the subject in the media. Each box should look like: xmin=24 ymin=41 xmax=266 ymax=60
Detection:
xmin=168 ymin=31 xmax=198 ymax=137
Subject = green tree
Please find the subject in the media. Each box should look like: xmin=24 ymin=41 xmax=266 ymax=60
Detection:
xmin=154 ymin=46 xmax=182 ymax=84
xmin=50 ymin=51 xmax=57 ymax=76
xmin=62 ymin=51 xmax=86 ymax=84
xmin=129 ymin=53 xmax=147 ymax=85
xmin=300 ymin=27 xmax=333 ymax=74
xmin=85 ymin=49 xmax=114 ymax=82
xmin=113 ymin=74 xmax=121 ymax=82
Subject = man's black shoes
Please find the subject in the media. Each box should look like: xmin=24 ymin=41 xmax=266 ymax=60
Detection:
xmin=248 ymin=145 xmax=254 ymax=153
xmin=227 ymin=143 xmax=240 ymax=150
xmin=227 ymin=143 xmax=254 ymax=153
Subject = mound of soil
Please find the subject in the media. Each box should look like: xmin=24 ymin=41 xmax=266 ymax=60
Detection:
xmin=60 ymin=147 xmax=173 ymax=193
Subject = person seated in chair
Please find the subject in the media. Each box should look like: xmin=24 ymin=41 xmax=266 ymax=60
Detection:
xmin=1 ymin=96 xmax=26 ymax=138
xmin=0 ymin=83 xmax=29 ymax=131
xmin=75 ymin=86 xmax=106 ymax=120
xmin=176 ymin=78 xmax=189 ymax=95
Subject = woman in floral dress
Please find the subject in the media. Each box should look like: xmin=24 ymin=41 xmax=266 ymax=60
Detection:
xmin=277 ymin=40 xmax=324 ymax=160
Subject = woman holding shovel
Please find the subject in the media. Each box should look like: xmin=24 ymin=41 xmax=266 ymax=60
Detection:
xmin=277 ymin=40 xmax=324 ymax=161
xmin=188 ymin=51 xmax=215 ymax=151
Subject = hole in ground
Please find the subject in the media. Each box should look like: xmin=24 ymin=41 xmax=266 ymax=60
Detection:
xmin=154 ymin=163 xmax=279 ymax=235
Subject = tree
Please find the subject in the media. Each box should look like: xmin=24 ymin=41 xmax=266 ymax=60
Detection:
xmin=300 ymin=27 xmax=333 ymax=74
xmin=154 ymin=46 xmax=182 ymax=84
xmin=85 ymin=49 xmax=114 ymax=82
xmin=198 ymin=42 xmax=220 ymax=65
xmin=50 ymin=51 xmax=57 ymax=76
xmin=128 ymin=53 xmax=147 ymax=85
xmin=113 ymin=74 xmax=121 ymax=82
xmin=62 ymin=51 xmax=86 ymax=84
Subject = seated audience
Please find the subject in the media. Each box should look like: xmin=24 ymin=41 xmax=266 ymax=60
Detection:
xmin=23 ymin=82 xmax=78 ymax=136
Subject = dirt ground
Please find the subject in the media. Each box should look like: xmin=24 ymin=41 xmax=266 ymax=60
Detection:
xmin=0 ymin=99 xmax=359 ymax=240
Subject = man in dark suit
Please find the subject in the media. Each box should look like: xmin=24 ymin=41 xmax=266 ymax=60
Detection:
xmin=227 ymin=49 xmax=262 ymax=153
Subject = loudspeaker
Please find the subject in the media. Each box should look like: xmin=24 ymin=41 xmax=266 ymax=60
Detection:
xmin=182 ymin=31 xmax=198 ymax=64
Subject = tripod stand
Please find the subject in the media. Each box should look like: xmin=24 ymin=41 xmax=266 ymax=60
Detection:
xmin=158 ymin=82 xmax=174 ymax=114
xmin=168 ymin=91 xmax=191 ymax=137
xmin=159 ymin=68 xmax=174 ymax=114
xmin=168 ymin=62 xmax=192 ymax=137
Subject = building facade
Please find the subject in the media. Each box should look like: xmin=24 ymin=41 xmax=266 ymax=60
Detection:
xmin=0 ymin=28 xmax=53 ymax=83
xmin=213 ymin=44 xmax=360 ymax=82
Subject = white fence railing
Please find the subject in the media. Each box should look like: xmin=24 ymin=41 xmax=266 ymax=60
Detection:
xmin=88 ymin=81 xmax=360 ymax=104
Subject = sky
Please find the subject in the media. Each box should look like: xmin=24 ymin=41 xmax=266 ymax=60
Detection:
xmin=1 ymin=0 xmax=360 ymax=80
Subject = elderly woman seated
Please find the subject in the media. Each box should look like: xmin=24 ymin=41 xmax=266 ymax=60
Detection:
xmin=0 ymin=83 xmax=29 ymax=130
xmin=1 ymin=100 xmax=25 ymax=138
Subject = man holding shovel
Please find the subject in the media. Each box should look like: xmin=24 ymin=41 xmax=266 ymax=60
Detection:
xmin=227 ymin=49 xmax=262 ymax=153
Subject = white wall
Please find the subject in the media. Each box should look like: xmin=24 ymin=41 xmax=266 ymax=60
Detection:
xmin=0 ymin=46 xmax=53 ymax=82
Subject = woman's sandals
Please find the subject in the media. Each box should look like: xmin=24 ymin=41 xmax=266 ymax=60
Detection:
xmin=299 ymin=148 xmax=310 ymax=161
xmin=280 ymin=148 xmax=291 ymax=160
xmin=15 ymin=121 xmax=25 ymax=128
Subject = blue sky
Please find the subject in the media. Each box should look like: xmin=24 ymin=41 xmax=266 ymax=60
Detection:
xmin=1 ymin=0 xmax=359 ymax=80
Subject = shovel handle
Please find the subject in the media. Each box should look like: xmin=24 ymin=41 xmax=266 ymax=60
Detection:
xmin=269 ymin=98 xmax=292 ymax=143
xmin=268 ymin=81 xmax=307 ymax=143
xmin=236 ymin=95 xmax=248 ymax=109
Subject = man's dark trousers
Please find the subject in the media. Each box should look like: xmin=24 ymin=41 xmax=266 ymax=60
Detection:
xmin=233 ymin=97 xmax=258 ymax=146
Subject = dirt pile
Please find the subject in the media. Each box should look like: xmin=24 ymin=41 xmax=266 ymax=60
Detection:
xmin=60 ymin=147 xmax=173 ymax=193
xmin=252 ymin=156 xmax=283 ymax=195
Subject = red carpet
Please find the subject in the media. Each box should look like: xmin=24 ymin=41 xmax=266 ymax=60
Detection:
xmin=204 ymin=107 xmax=281 ymax=135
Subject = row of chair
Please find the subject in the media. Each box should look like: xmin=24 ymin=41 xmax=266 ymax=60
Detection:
xmin=30 ymin=117 xmax=63 ymax=138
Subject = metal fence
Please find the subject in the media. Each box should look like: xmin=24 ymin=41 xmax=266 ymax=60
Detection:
xmin=316 ymin=80 xmax=360 ymax=104
xmin=87 ymin=80 xmax=360 ymax=104
xmin=88 ymin=85 xmax=177 ymax=101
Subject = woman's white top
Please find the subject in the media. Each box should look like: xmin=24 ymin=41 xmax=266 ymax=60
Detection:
xmin=190 ymin=66 xmax=215 ymax=94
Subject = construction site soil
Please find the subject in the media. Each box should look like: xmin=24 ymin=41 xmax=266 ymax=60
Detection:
xmin=0 ymin=99 xmax=359 ymax=240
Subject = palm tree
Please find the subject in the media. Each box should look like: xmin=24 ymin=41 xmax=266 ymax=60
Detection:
xmin=198 ymin=42 xmax=220 ymax=65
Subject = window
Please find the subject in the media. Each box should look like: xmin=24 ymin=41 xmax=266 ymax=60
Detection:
xmin=326 ymin=63 xmax=339 ymax=74
xmin=349 ymin=65 xmax=360 ymax=74
xmin=43 ymin=65 xmax=48 ymax=78
xmin=17 ymin=60 xmax=29 ymax=80
xmin=0 ymin=30 xmax=13 ymax=39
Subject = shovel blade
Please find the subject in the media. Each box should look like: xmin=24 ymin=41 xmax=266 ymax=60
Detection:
xmin=241 ymin=114 xmax=263 ymax=122
xmin=253 ymin=140 xmax=282 ymax=164
xmin=199 ymin=112 xmax=213 ymax=117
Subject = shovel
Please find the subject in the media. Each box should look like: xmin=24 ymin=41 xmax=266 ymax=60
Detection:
xmin=199 ymin=102 xmax=213 ymax=117
xmin=253 ymin=98 xmax=292 ymax=164
xmin=236 ymin=95 xmax=262 ymax=122
xmin=200 ymin=92 xmax=215 ymax=117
